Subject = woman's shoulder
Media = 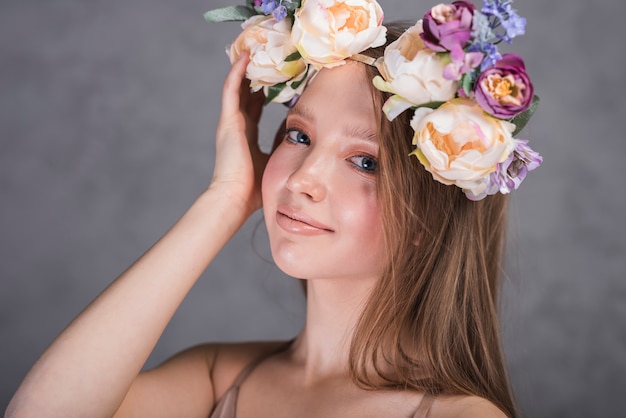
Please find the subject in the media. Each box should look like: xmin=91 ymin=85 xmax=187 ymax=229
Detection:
xmin=430 ymin=394 xmax=508 ymax=418
xmin=111 ymin=341 xmax=287 ymax=417
xmin=206 ymin=340 xmax=289 ymax=400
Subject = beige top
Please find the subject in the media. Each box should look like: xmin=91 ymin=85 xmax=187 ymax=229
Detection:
xmin=209 ymin=344 xmax=436 ymax=418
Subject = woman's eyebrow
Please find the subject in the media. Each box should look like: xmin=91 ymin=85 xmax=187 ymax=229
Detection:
xmin=288 ymin=103 xmax=377 ymax=143
xmin=287 ymin=103 xmax=316 ymax=123
xmin=343 ymin=124 xmax=378 ymax=144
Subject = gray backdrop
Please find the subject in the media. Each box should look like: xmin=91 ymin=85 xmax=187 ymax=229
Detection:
xmin=1 ymin=0 xmax=625 ymax=416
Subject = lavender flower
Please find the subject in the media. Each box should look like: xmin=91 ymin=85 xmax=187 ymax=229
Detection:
xmin=256 ymin=0 xmax=289 ymax=21
xmin=501 ymin=12 xmax=526 ymax=40
xmin=468 ymin=41 xmax=501 ymax=70
xmin=470 ymin=10 xmax=493 ymax=43
xmin=259 ymin=0 xmax=277 ymax=15
xmin=481 ymin=0 xmax=526 ymax=43
xmin=467 ymin=0 xmax=526 ymax=72
xmin=272 ymin=4 xmax=287 ymax=20
xmin=481 ymin=0 xmax=509 ymax=17
xmin=487 ymin=138 xmax=542 ymax=194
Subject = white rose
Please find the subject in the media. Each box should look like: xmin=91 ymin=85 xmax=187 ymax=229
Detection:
xmin=291 ymin=0 xmax=387 ymax=69
xmin=410 ymin=98 xmax=516 ymax=198
xmin=373 ymin=22 xmax=458 ymax=120
xmin=228 ymin=15 xmax=307 ymax=91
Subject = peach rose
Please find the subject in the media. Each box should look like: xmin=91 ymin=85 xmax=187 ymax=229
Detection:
xmin=410 ymin=98 xmax=515 ymax=198
xmin=290 ymin=0 xmax=386 ymax=69
xmin=228 ymin=15 xmax=307 ymax=91
xmin=372 ymin=22 xmax=458 ymax=121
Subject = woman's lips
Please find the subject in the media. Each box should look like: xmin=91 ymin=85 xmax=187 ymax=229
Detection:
xmin=276 ymin=205 xmax=334 ymax=235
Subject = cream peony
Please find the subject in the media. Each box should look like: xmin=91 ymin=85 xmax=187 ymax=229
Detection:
xmin=290 ymin=0 xmax=386 ymax=69
xmin=373 ymin=22 xmax=458 ymax=121
xmin=410 ymin=98 xmax=516 ymax=198
xmin=228 ymin=15 xmax=307 ymax=92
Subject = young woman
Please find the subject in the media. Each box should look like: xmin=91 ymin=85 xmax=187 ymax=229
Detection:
xmin=7 ymin=1 xmax=540 ymax=417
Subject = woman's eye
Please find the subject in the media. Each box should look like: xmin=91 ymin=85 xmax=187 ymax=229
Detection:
xmin=285 ymin=129 xmax=310 ymax=145
xmin=350 ymin=155 xmax=377 ymax=173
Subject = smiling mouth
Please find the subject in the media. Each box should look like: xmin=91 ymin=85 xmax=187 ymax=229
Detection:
xmin=276 ymin=206 xmax=334 ymax=234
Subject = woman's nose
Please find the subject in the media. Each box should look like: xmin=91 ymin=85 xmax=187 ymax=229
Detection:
xmin=285 ymin=152 xmax=328 ymax=202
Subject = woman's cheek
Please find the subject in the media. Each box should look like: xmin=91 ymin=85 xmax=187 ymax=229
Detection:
xmin=261 ymin=154 xmax=278 ymax=204
xmin=262 ymin=146 xmax=290 ymax=205
xmin=271 ymin=120 xmax=286 ymax=153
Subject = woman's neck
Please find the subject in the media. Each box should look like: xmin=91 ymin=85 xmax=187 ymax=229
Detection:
xmin=290 ymin=275 xmax=378 ymax=384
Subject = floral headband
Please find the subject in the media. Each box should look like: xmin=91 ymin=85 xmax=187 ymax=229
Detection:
xmin=205 ymin=0 xmax=542 ymax=200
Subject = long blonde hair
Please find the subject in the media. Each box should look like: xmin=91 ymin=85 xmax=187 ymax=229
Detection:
xmin=348 ymin=23 xmax=518 ymax=417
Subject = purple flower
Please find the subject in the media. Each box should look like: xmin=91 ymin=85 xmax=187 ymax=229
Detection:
xmin=486 ymin=138 xmax=542 ymax=194
xmin=501 ymin=12 xmax=526 ymax=41
xmin=256 ymin=0 xmax=290 ymax=21
xmin=420 ymin=1 xmax=476 ymax=52
xmin=474 ymin=53 xmax=534 ymax=118
xmin=259 ymin=0 xmax=278 ymax=15
xmin=468 ymin=41 xmax=500 ymax=70
xmin=443 ymin=44 xmax=483 ymax=80
xmin=482 ymin=0 xmax=510 ymax=17
xmin=254 ymin=0 xmax=295 ymax=21
xmin=481 ymin=0 xmax=526 ymax=43
xmin=272 ymin=4 xmax=287 ymax=21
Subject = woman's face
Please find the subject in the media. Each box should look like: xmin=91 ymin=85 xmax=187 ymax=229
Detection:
xmin=262 ymin=62 xmax=384 ymax=282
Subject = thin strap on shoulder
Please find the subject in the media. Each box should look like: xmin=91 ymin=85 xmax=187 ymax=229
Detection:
xmin=228 ymin=352 xmax=269 ymax=389
xmin=412 ymin=393 xmax=436 ymax=418
xmin=209 ymin=340 xmax=293 ymax=418
xmin=229 ymin=340 xmax=293 ymax=388
xmin=209 ymin=385 xmax=238 ymax=418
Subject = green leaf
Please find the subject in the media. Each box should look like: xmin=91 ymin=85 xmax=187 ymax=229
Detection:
xmin=265 ymin=83 xmax=287 ymax=105
xmin=419 ymin=101 xmax=445 ymax=110
xmin=461 ymin=73 xmax=473 ymax=97
xmin=509 ymin=95 xmax=540 ymax=136
xmin=289 ymin=68 xmax=310 ymax=90
xmin=284 ymin=51 xmax=301 ymax=62
xmin=285 ymin=0 xmax=302 ymax=13
xmin=204 ymin=5 xmax=257 ymax=23
xmin=290 ymin=71 xmax=307 ymax=90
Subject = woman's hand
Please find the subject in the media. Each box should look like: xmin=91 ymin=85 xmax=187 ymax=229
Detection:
xmin=211 ymin=52 xmax=269 ymax=218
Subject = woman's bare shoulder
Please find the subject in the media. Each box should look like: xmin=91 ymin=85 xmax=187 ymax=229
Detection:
xmin=430 ymin=394 xmax=508 ymax=418
xmin=208 ymin=340 xmax=289 ymax=399
xmin=114 ymin=341 xmax=282 ymax=417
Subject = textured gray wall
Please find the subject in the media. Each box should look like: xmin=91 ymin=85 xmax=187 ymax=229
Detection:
xmin=1 ymin=0 xmax=624 ymax=416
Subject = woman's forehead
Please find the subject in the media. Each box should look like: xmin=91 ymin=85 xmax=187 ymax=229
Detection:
xmin=288 ymin=63 xmax=376 ymax=125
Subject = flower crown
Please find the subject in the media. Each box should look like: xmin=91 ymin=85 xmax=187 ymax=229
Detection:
xmin=205 ymin=0 xmax=542 ymax=200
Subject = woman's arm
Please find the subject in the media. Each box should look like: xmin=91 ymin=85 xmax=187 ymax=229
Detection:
xmin=6 ymin=52 xmax=266 ymax=418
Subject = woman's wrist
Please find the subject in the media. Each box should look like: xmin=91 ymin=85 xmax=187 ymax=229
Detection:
xmin=203 ymin=181 xmax=259 ymax=225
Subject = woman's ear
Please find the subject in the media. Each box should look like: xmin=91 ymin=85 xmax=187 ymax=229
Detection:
xmin=271 ymin=118 xmax=286 ymax=153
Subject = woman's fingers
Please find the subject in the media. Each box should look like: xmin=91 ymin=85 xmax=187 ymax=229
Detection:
xmin=218 ymin=52 xmax=264 ymax=151
xmin=221 ymin=52 xmax=250 ymax=121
